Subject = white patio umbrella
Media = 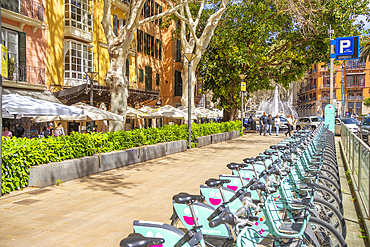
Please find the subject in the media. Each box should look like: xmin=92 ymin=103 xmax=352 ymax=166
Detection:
xmin=142 ymin=105 xmax=196 ymax=120
xmin=2 ymin=94 xmax=84 ymax=117
xmin=126 ymin=107 xmax=144 ymax=119
xmin=33 ymin=102 xmax=124 ymax=122
xmin=177 ymin=106 xmax=203 ymax=119
xmin=139 ymin=106 xmax=154 ymax=113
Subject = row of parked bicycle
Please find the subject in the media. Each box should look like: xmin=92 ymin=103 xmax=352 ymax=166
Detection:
xmin=120 ymin=123 xmax=347 ymax=247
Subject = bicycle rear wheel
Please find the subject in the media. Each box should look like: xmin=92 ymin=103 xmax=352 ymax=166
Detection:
xmin=311 ymin=197 xmax=346 ymax=239
xmin=302 ymin=217 xmax=347 ymax=247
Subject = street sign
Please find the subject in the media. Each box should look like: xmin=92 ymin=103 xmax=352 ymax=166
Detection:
xmin=335 ymin=36 xmax=359 ymax=60
xmin=241 ymin=82 xmax=246 ymax=91
xmin=325 ymin=104 xmax=335 ymax=133
xmin=1 ymin=45 xmax=7 ymax=77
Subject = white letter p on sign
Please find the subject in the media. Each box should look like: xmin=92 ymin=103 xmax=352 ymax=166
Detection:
xmin=340 ymin=40 xmax=351 ymax=54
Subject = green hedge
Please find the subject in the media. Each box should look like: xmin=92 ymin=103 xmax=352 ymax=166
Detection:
xmin=1 ymin=121 xmax=241 ymax=194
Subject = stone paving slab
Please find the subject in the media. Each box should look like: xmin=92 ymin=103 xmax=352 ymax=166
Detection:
xmin=336 ymin=137 xmax=369 ymax=247
xmin=0 ymin=134 xmax=287 ymax=246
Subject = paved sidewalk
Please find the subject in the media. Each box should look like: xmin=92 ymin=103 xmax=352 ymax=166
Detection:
xmin=0 ymin=134 xmax=286 ymax=247
xmin=335 ymin=138 xmax=368 ymax=247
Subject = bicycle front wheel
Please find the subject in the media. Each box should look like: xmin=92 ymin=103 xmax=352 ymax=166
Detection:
xmin=302 ymin=217 xmax=347 ymax=247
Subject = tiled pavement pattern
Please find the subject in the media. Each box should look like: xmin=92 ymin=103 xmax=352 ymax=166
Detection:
xmin=335 ymin=137 xmax=368 ymax=247
xmin=0 ymin=134 xmax=286 ymax=247
xmin=0 ymin=134 xmax=363 ymax=246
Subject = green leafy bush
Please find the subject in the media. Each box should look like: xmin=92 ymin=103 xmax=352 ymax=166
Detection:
xmin=1 ymin=121 xmax=241 ymax=194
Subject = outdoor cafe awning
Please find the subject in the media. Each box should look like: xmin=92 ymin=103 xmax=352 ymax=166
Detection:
xmin=54 ymin=83 xmax=159 ymax=107
xmin=3 ymin=88 xmax=62 ymax=104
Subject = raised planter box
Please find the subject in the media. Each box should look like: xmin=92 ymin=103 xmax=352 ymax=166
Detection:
xmin=29 ymin=156 xmax=99 ymax=188
xmin=28 ymin=132 xmax=237 ymax=188
xmin=196 ymin=131 xmax=239 ymax=147
xmin=29 ymin=140 xmax=187 ymax=188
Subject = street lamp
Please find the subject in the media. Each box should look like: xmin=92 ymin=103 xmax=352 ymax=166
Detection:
xmin=184 ymin=53 xmax=197 ymax=149
xmin=239 ymin=74 xmax=247 ymax=134
xmin=85 ymin=71 xmax=98 ymax=132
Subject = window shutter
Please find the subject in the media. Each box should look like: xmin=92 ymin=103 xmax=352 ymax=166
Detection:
xmin=155 ymin=3 xmax=158 ymax=25
xmin=156 ymin=73 xmax=159 ymax=86
xmin=159 ymin=5 xmax=162 ymax=25
xmin=137 ymin=30 xmax=140 ymax=52
xmin=18 ymin=31 xmax=26 ymax=82
xmin=139 ymin=69 xmax=143 ymax=82
xmin=151 ymin=0 xmax=154 ymax=16
xmin=151 ymin=36 xmax=154 ymax=56
xmin=144 ymin=33 xmax=147 ymax=54
xmin=144 ymin=1 xmax=147 ymax=17
xmin=159 ymin=40 xmax=162 ymax=60
xmin=126 ymin=59 xmax=129 ymax=82
xmin=113 ymin=15 xmax=118 ymax=36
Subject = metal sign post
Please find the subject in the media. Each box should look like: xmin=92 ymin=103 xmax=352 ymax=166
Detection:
xmin=329 ymin=26 xmax=335 ymax=106
xmin=239 ymin=75 xmax=246 ymax=135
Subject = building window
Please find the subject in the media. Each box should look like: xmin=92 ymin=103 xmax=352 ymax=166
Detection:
xmin=1 ymin=29 xmax=27 ymax=81
xmin=151 ymin=35 xmax=154 ymax=56
xmin=139 ymin=69 xmax=144 ymax=82
xmin=155 ymin=39 xmax=159 ymax=58
xmin=155 ymin=3 xmax=159 ymax=25
xmin=159 ymin=5 xmax=162 ymax=25
xmin=1 ymin=29 xmax=18 ymax=67
xmin=156 ymin=73 xmax=160 ymax=86
xmin=137 ymin=30 xmax=143 ymax=52
xmin=64 ymin=0 xmax=93 ymax=33
xmin=346 ymin=74 xmax=365 ymax=87
xmin=176 ymin=39 xmax=181 ymax=62
xmin=175 ymin=70 xmax=182 ymax=96
xmin=322 ymin=76 xmax=336 ymax=87
xmin=159 ymin=40 xmax=162 ymax=60
xmin=145 ymin=66 xmax=152 ymax=91
xmin=64 ymin=40 xmax=93 ymax=86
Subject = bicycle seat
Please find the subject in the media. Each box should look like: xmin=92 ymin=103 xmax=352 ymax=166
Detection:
xmin=278 ymin=146 xmax=289 ymax=150
xmin=119 ymin=233 xmax=164 ymax=247
xmin=254 ymin=156 xmax=268 ymax=161
xmin=243 ymin=158 xmax=254 ymax=164
xmin=226 ymin=163 xmax=245 ymax=170
xmin=269 ymin=145 xmax=279 ymax=150
xmin=173 ymin=193 xmax=204 ymax=204
xmin=250 ymin=183 xmax=265 ymax=191
xmin=205 ymin=178 xmax=231 ymax=187
xmin=264 ymin=150 xmax=277 ymax=156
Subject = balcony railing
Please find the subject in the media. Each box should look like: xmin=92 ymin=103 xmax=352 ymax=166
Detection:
xmin=2 ymin=0 xmax=44 ymax=22
xmin=3 ymin=64 xmax=46 ymax=85
xmin=347 ymin=95 xmax=363 ymax=100
xmin=346 ymin=82 xmax=365 ymax=87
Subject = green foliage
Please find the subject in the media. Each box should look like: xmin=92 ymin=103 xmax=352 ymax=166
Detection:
xmin=198 ymin=0 xmax=370 ymax=120
xmin=1 ymin=121 xmax=241 ymax=195
xmin=364 ymin=97 xmax=370 ymax=107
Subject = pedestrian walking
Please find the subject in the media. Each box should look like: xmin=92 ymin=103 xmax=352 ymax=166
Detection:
xmin=15 ymin=123 xmax=25 ymax=138
xmin=274 ymin=115 xmax=281 ymax=136
xmin=267 ymin=114 xmax=273 ymax=135
xmin=54 ymin=123 xmax=65 ymax=137
xmin=260 ymin=112 xmax=268 ymax=136
xmin=285 ymin=115 xmax=293 ymax=137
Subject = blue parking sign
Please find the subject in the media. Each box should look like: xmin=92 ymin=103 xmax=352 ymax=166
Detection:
xmin=335 ymin=36 xmax=359 ymax=60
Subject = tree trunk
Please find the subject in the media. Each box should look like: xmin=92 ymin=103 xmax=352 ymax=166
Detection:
xmin=106 ymin=47 xmax=129 ymax=131
xmin=181 ymin=56 xmax=200 ymax=107
xmin=222 ymin=105 xmax=237 ymax=121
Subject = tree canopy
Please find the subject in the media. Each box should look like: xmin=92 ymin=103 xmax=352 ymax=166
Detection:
xmin=199 ymin=0 xmax=370 ymax=120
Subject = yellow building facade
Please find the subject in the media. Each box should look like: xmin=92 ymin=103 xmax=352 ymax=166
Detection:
xmin=296 ymin=58 xmax=370 ymax=117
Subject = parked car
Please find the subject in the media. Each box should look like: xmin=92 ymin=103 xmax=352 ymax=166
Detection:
xmin=358 ymin=116 xmax=370 ymax=144
xmin=254 ymin=111 xmax=264 ymax=120
xmin=296 ymin=116 xmax=323 ymax=130
xmin=334 ymin=118 xmax=360 ymax=135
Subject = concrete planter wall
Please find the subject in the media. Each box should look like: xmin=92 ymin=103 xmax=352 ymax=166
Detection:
xmin=28 ymin=132 xmax=237 ymax=188
xmin=196 ymin=130 xmax=239 ymax=147
xmin=29 ymin=156 xmax=100 ymax=188
xmin=29 ymin=140 xmax=187 ymax=188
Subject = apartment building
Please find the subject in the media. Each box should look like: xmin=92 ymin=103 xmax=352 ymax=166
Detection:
xmin=295 ymin=58 xmax=370 ymax=117
xmin=1 ymin=0 xmax=47 ymax=92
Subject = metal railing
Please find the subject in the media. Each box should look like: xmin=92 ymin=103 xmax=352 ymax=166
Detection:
xmin=341 ymin=123 xmax=370 ymax=218
xmin=3 ymin=64 xmax=46 ymax=85
xmin=2 ymin=0 xmax=44 ymax=22
xmin=347 ymin=96 xmax=363 ymax=100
